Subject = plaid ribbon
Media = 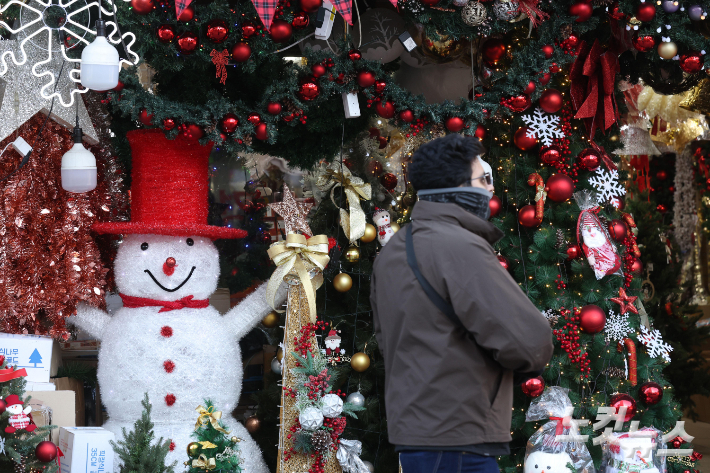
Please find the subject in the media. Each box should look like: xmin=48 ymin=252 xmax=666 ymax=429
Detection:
xmin=175 ymin=0 xmax=193 ymax=19
xmin=331 ymin=0 xmax=353 ymax=25
xmin=211 ymin=49 xmax=230 ymax=84
xmin=251 ymin=0 xmax=279 ymax=30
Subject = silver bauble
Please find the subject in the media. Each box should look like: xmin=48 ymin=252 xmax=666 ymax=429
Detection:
xmin=299 ymin=407 xmax=324 ymax=430
xmin=492 ymin=0 xmax=520 ymax=20
xmin=363 ymin=461 xmax=375 ymax=473
xmin=452 ymin=0 xmax=468 ymax=6
xmin=461 ymin=1 xmax=487 ymax=26
xmin=270 ymin=357 xmax=282 ymax=375
xmin=346 ymin=391 xmax=366 ymax=407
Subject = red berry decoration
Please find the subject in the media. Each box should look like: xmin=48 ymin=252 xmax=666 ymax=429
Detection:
xmin=177 ymin=5 xmax=194 ymax=21
xmin=367 ymin=160 xmax=383 ymax=176
xmin=514 ymin=127 xmax=537 ymax=151
xmin=399 ymin=110 xmax=414 ymax=123
xmin=267 ymin=102 xmax=282 ymax=115
xmin=255 ymin=123 xmax=268 ymax=141
xmin=300 ymin=0 xmax=322 ymax=13
xmin=206 ymin=19 xmax=229 ymax=43
xmin=157 ymin=24 xmax=175 ymax=43
xmin=566 ymin=244 xmax=581 ymax=260
xmin=348 ymin=49 xmax=362 ymax=61
xmin=539 ymin=145 xmax=562 ymax=165
xmin=139 ymin=108 xmax=154 ymax=127
xmin=497 ymin=254 xmax=509 ymax=270
xmin=297 ymin=79 xmax=321 ymax=101
xmin=291 ymin=11 xmax=310 ymax=29
xmin=241 ymin=21 xmax=257 ymax=38
xmin=541 ymin=44 xmax=554 ymax=59
xmin=636 ymin=2 xmax=656 ymax=22
xmin=630 ymin=257 xmax=643 ymax=275
xmin=518 ymin=205 xmax=540 ymax=227
xmin=220 ymin=113 xmax=239 ymax=133
xmin=445 ymin=117 xmax=465 ymax=132
xmin=489 ymin=195 xmax=502 ymax=218
xmin=657 ymin=203 xmax=668 ymax=213
xmin=639 ymin=382 xmax=663 ymax=405
xmin=131 ymin=0 xmax=154 ymax=15
xmin=569 ymin=1 xmax=593 ymax=22
xmin=162 ymin=118 xmax=176 ymax=131
xmin=482 ymin=38 xmax=506 ymax=66
xmin=380 ymin=172 xmax=398 ymax=190
xmin=608 ymin=219 xmax=628 ymax=241
xmin=524 ymin=81 xmax=536 ymax=95
xmin=356 ymin=71 xmax=376 ymax=88
xmin=679 ymin=51 xmax=704 ymax=73
xmin=656 ymin=170 xmax=668 ymax=181
xmin=311 ymin=63 xmax=326 ymax=77
xmin=539 ymin=89 xmax=563 ymax=113
xmin=269 ymin=19 xmax=293 ymax=43
xmin=35 ymin=441 xmax=58 ymax=463
xmin=177 ymin=31 xmax=198 ymax=54
xmin=632 ymin=35 xmax=656 ymax=53
xmin=475 ymin=124 xmax=486 ymax=139
xmin=521 ymin=376 xmax=545 ymax=397
xmin=609 ymin=393 xmax=637 ymax=422
xmin=231 ymin=42 xmax=251 ymax=62
xmin=374 ymin=80 xmax=387 ymax=94
xmin=579 ymin=304 xmax=606 ymax=334
xmin=376 ymin=101 xmax=395 ymax=119
xmin=577 ymin=148 xmax=601 ymax=171
xmin=546 ymin=174 xmax=574 ymax=202
xmin=247 ymin=113 xmax=262 ymax=125
xmin=561 ymin=34 xmax=580 ymax=51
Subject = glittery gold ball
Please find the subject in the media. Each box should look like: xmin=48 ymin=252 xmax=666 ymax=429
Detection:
xmin=390 ymin=222 xmax=400 ymax=233
xmin=658 ymin=41 xmax=677 ymax=60
xmin=262 ymin=311 xmax=280 ymax=328
xmin=333 ymin=273 xmax=353 ymax=292
xmin=231 ymin=436 xmax=240 ymax=443
xmin=187 ymin=442 xmax=200 ymax=458
xmin=345 ymin=246 xmax=360 ymax=263
xmin=276 ymin=347 xmax=283 ymax=361
xmin=351 ymin=352 xmax=370 ymax=372
xmin=245 ymin=415 xmax=261 ymax=433
xmin=361 ymin=224 xmax=377 ymax=243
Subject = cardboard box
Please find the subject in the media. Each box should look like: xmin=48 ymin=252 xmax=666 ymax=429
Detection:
xmin=26 ymin=382 xmax=56 ymax=391
xmin=0 ymin=333 xmax=54 ymax=382
xmin=52 ymin=378 xmax=85 ymax=427
xmin=58 ymin=427 xmax=114 ymax=473
xmin=26 ymin=390 xmax=76 ymax=443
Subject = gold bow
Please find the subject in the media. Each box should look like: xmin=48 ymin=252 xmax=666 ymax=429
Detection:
xmin=195 ymin=405 xmax=230 ymax=434
xmin=267 ymin=233 xmax=330 ymax=323
xmin=315 ymin=162 xmax=371 ymax=243
xmin=192 ymin=454 xmax=216 ymax=470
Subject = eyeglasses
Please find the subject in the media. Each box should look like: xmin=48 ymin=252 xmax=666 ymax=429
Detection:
xmin=470 ymin=172 xmax=492 ymax=186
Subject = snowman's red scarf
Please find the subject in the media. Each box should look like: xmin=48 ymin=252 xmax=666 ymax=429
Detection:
xmin=119 ymin=294 xmax=209 ymax=313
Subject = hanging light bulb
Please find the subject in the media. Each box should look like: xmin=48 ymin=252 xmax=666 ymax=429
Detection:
xmin=61 ymin=126 xmax=96 ymax=193
xmin=80 ymin=19 xmax=120 ymax=91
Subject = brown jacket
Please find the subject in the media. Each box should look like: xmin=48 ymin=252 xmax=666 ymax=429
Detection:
xmin=371 ymin=201 xmax=554 ymax=447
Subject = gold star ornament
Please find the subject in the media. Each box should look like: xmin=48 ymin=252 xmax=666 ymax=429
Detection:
xmin=268 ymin=184 xmax=314 ymax=236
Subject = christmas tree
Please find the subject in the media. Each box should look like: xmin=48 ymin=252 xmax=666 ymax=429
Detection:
xmin=186 ymin=401 xmax=244 ymax=473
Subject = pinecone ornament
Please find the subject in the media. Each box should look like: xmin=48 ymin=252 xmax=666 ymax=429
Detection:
xmin=14 ymin=455 xmax=25 ymax=473
xmin=311 ymin=430 xmax=332 ymax=451
xmin=555 ymin=228 xmax=566 ymax=249
xmin=559 ymin=24 xmax=573 ymax=40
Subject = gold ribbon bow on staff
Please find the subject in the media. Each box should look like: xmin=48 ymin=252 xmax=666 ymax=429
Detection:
xmin=266 ymin=233 xmax=330 ymax=323
xmin=192 ymin=454 xmax=217 ymax=470
xmin=315 ymin=162 xmax=372 ymax=243
xmin=195 ymin=405 xmax=230 ymax=434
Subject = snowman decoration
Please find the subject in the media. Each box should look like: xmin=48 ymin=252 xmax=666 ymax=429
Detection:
xmin=373 ymin=208 xmax=395 ymax=247
xmin=524 ymin=451 xmax=575 ymax=473
xmin=4 ymin=394 xmax=35 ymax=433
xmin=70 ymin=130 xmax=284 ymax=473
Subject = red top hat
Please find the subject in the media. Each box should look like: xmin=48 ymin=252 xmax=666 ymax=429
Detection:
xmin=93 ymin=130 xmax=246 ymax=240
xmin=5 ymin=394 xmax=21 ymax=407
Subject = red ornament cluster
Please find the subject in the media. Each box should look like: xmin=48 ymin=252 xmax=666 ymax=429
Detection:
xmin=552 ymin=307 xmax=591 ymax=377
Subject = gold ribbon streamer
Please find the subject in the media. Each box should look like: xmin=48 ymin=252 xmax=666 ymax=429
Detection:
xmin=192 ymin=454 xmax=217 ymax=470
xmin=266 ymin=233 xmax=330 ymax=323
xmin=315 ymin=163 xmax=372 ymax=243
xmin=195 ymin=405 xmax=230 ymax=435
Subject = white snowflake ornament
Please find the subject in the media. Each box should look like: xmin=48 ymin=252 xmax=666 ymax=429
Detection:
xmin=589 ymin=168 xmax=626 ymax=205
xmin=638 ymin=325 xmax=673 ymax=363
xmin=604 ymin=310 xmax=631 ymax=343
xmin=521 ymin=108 xmax=565 ymax=146
xmin=299 ymin=407 xmax=324 ymax=430
xmin=320 ymin=393 xmax=344 ymax=418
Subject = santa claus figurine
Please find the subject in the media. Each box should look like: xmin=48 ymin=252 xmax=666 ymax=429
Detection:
xmin=373 ymin=208 xmax=395 ymax=247
xmin=324 ymin=330 xmax=342 ymax=356
xmin=5 ymin=394 xmax=35 ymax=433
xmin=578 ymin=213 xmax=621 ymax=279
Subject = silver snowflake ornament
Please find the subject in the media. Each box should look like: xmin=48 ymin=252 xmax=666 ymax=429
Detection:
xmin=638 ymin=325 xmax=673 ymax=363
xmin=604 ymin=310 xmax=631 ymax=343
xmin=521 ymin=108 xmax=565 ymax=146
xmin=589 ymin=168 xmax=626 ymax=205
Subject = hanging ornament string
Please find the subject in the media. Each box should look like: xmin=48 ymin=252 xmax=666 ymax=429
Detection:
xmin=617 ymin=338 xmax=637 ymax=385
xmin=211 ymin=49 xmax=230 ymax=85
xmin=315 ymin=162 xmax=372 ymax=243
xmin=527 ymin=172 xmax=546 ymax=224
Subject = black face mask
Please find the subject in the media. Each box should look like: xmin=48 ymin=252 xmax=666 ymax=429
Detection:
xmin=417 ymin=187 xmax=492 ymax=220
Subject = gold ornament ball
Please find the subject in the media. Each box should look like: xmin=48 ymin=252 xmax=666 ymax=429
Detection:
xmin=187 ymin=442 xmax=201 ymax=458
xmin=276 ymin=347 xmax=283 ymax=361
xmin=351 ymin=352 xmax=371 ymax=372
xmin=658 ymin=41 xmax=677 ymax=60
xmin=390 ymin=222 xmax=400 ymax=233
xmin=333 ymin=273 xmax=353 ymax=292
xmin=262 ymin=311 xmax=280 ymax=328
xmin=231 ymin=436 xmax=240 ymax=443
xmin=245 ymin=415 xmax=261 ymax=433
xmin=345 ymin=245 xmax=360 ymax=263
xmin=361 ymin=224 xmax=377 ymax=243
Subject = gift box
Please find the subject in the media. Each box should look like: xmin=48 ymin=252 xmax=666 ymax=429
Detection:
xmin=0 ymin=333 xmax=54 ymax=382
xmin=58 ymin=427 xmax=115 ymax=473
xmin=26 ymin=390 xmax=76 ymax=443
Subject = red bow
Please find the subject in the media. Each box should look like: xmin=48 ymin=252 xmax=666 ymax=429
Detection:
xmin=119 ymin=294 xmax=209 ymax=313
xmin=517 ymin=0 xmax=549 ymax=27
xmin=0 ymin=367 xmax=27 ymax=382
xmin=549 ymin=416 xmax=569 ymax=436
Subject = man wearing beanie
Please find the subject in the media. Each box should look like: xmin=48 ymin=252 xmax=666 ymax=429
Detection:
xmin=371 ymin=134 xmax=554 ymax=473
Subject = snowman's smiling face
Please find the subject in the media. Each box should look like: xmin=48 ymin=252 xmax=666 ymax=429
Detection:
xmin=114 ymin=234 xmax=220 ymax=301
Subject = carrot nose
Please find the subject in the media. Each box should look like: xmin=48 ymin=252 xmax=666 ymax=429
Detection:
xmin=163 ymin=257 xmax=177 ymax=276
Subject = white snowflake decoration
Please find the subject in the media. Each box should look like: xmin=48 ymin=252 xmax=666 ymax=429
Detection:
xmin=521 ymin=107 xmax=565 ymax=146
xmin=604 ymin=310 xmax=631 ymax=343
xmin=638 ymin=325 xmax=673 ymax=363
xmin=0 ymin=435 xmax=4 ymax=455
xmin=589 ymin=168 xmax=626 ymax=204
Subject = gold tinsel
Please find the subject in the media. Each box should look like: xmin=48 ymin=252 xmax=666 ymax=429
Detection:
xmin=679 ymin=78 xmax=710 ymax=115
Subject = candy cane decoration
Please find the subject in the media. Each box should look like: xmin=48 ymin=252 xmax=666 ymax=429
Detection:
xmin=621 ymin=213 xmax=642 ymax=257
xmin=528 ymin=173 xmax=546 ymax=223
xmin=617 ymin=337 xmax=637 ymax=385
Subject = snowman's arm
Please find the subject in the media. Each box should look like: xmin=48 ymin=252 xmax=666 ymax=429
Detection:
xmin=67 ymin=303 xmax=111 ymax=341
xmin=225 ymin=281 xmax=287 ymax=339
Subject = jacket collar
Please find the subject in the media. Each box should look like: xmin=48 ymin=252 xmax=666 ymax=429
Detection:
xmin=411 ymin=201 xmax=504 ymax=245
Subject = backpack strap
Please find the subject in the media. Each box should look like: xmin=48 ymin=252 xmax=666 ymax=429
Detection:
xmin=405 ymin=224 xmax=466 ymax=331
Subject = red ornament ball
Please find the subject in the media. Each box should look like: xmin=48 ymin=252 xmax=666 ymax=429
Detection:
xmin=162 ymin=118 xmax=176 ymax=131
xmin=131 ymin=0 xmax=154 ymax=15
xmin=610 ymin=393 xmax=637 ymax=422
xmin=220 ymin=113 xmax=239 ymax=134
xmin=380 ymin=172 xmax=398 ymax=191
xmin=157 ymin=24 xmax=175 ymax=43
xmin=539 ymin=145 xmax=562 ymax=165
xmin=546 ymin=174 xmax=574 ymax=202
xmin=36 ymin=441 xmax=58 ymax=463
xmin=376 ymin=101 xmax=396 ymax=119
xmin=524 ymin=81 xmax=536 ymax=95
xmin=521 ymin=376 xmax=545 ymax=397
xmin=367 ymin=160 xmax=384 ymax=177
xmin=181 ymin=123 xmax=204 ymax=140
xmin=378 ymin=136 xmax=388 ymax=149
xmin=297 ymin=80 xmax=320 ymax=101
xmin=231 ymin=42 xmax=251 ymax=62
xmin=0 ymin=398 xmax=6 ymax=415
xmin=631 ymin=257 xmax=643 ymax=274
xmin=639 ymin=382 xmax=663 ymax=405
xmin=247 ymin=113 xmax=262 ymax=125
xmin=445 ymin=117 xmax=465 ymax=132
xmin=497 ymin=254 xmax=509 ymax=270
xmin=518 ymin=205 xmax=540 ymax=227
xmin=636 ymin=2 xmax=656 ymax=21
xmin=541 ymin=44 xmax=554 ymax=59
xmin=475 ymin=124 xmax=486 ymax=139
xmin=579 ymin=304 xmax=606 ymax=334
xmin=267 ymin=102 xmax=282 ymax=115
xmin=374 ymin=80 xmax=387 ymax=94
xmin=632 ymin=35 xmax=656 ymax=53
xmin=206 ymin=19 xmax=229 ymax=43
xmin=269 ymin=19 xmax=293 ymax=43
xmin=540 ymin=89 xmax=563 ymax=113
xmin=482 ymin=38 xmax=506 ymax=66
xmin=656 ymin=169 xmax=668 ymax=181
xmin=291 ymin=11 xmax=310 ymax=29
xmin=255 ymin=123 xmax=268 ymax=141
xmin=566 ymin=244 xmax=581 ymax=260
xmin=609 ymin=219 xmax=628 ymax=241
xmin=177 ymin=5 xmax=194 ymax=21
xmin=503 ymin=94 xmax=532 ymax=112
xmin=569 ymin=1 xmax=593 ymax=22
xmin=489 ymin=195 xmax=502 ymax=218
xmin=311 ymin=63 xmax=326 ymax=77
xmin=578 ymin=148 xmax=601 ymax=171
xmin=514 ymin=127 xmax=537 ymax=151
xmin=356 ymin=70 xmax=376 ymax=88
xmin=561 ymin=34 xmax=580 ymax=51
xmin=241 ymin=22 xmax=257 ymax=38
xmin=680 ymin=51 xmax=704 ymax=73
xmin=348 ymin=49 xmax=362 ymax=61
xmin=139 ymin=108 xmax=154 ymax=127
xmin=540 ymin=73 xmax=551 ymax=86
xmin=300 ymin=0 xmax=322 ymax=13
xmin=399 ymin=110 xmax=414 ymax=123
xmin=177 ymin=31 xmax=198 ymax=54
